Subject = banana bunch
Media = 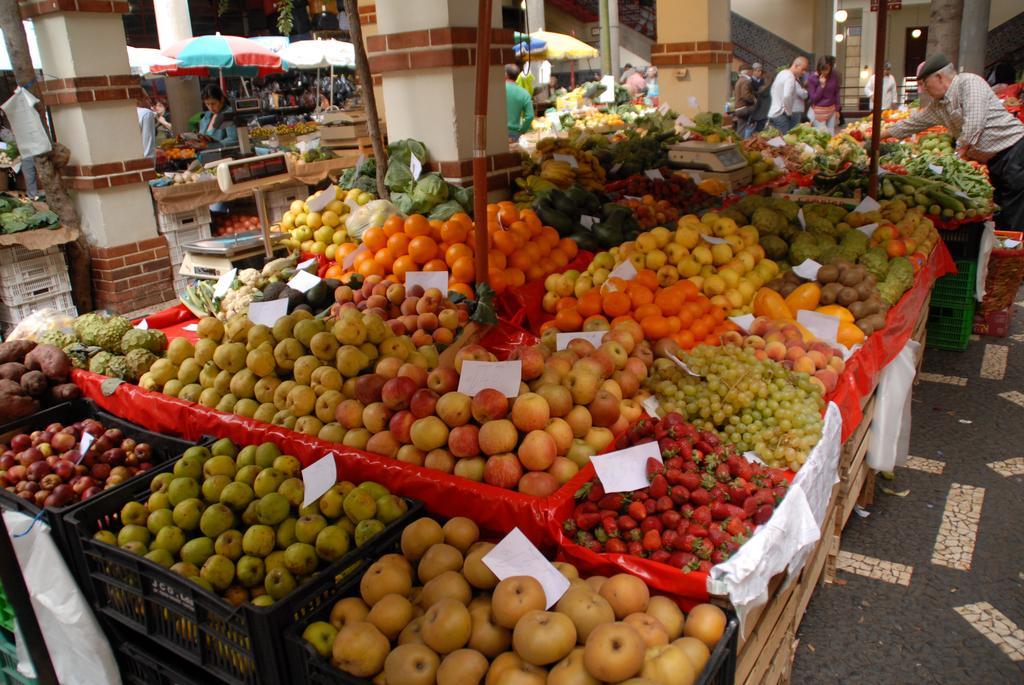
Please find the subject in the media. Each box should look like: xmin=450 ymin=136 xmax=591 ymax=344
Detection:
xmin=533 ymin=139 xmax=606 ymax=192
xmin=512 ymin=174 xmax=558 ymax=206
xmin=539 ymin=159 xmax=576 ymax=188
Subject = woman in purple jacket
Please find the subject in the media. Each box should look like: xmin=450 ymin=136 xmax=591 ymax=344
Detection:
xmin=807 ymin=55 xmax=841 ymax=134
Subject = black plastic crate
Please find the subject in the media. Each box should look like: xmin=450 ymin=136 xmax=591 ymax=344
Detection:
xmin=939 ymin=221 xmax=984 ymax=261
xmin=63 ymin=459 xmax=423 ymax=685
xmin=0 ymin=399 xmax=201 ymax=568
xmin=109 ymin=624 xmax=215 ymax=685
xmin=284 ymin=528 xmax=740 ymax=685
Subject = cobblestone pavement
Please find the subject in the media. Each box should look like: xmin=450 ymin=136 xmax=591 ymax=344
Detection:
xmin=792 ymin=313 xmax=1024 ymax=683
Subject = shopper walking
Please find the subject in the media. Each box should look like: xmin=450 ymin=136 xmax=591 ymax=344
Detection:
xmin=768 ymin=56 xmax=809 ymax=134
xmin=732 ymin=66 xmax=757 ymax=136
xmin=807 ymin=56 xmax=841 ymax=134
xmin=137 ymin=96 xmax=157 ymax=161
xmin=864 ymin=62 xmax=898 ymax=110
xmin=748 ymin=64 xmax=772 ymax=136
xmin=645 ymin=66 xmax=659 ymax=106
xmin=624 ymin=67 xmax=648 ymax=100
xmin=505 ymin=64 xmax=534 ymax=141
xmin=883 ymin=55 xmax=1024 ymax=229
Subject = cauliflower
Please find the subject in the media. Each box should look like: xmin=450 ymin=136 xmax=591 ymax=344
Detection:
xmin=858 ymin=247 xmax=890 ymax=281
xmin=221 ymin=286 xmax=257 ymax=321
xmin=93 ymin=316 xmax=133 ymax=353
xmin=752 ymin=207 xmax=787 ymax=235
xmin=238 ymin=269 xmax=261 ymax=287
xmin=89 ymin=351 xmax=115 ymax=375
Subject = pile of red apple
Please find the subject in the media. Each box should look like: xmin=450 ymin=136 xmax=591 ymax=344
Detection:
xmin=564 ymin=412 xmax=789 ymax=571
xmin=728 ymin=318 xmax=846 ymax=394
xmin=0 ymin=420 xmax=156 ymax=508
xmin=330 ymin=275 xmax=471 ymax=347
xmin=333 ymin=322 xmax=656 ymax=495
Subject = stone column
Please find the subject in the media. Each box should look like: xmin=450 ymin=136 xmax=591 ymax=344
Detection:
xmin=367 ymin=0 xmax=519 ymax=196
xmin=957 ymin=0 xmax=990 ymax=76
xmin=608 ymin=0 xmax=621 ymax=78
xmin=153 ymin=0 xmax=202 ymax=136
xmin=652 ymin=0 xmax=731 ymax=118
xmin=22 ymin=0 xmax=174 ymax=314
xmin=525 ymin=0 xmax=544 ymax=32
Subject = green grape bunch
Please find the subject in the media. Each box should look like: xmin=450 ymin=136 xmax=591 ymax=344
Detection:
xmin=644 ymin=344 xmax=825 ymax=471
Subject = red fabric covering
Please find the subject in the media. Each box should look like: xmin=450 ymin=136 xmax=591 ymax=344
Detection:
xmin=71 ymin=369 xmax=562 ymax=546
xmin=477 ymin=320 xmax=539 ymax=359
xmin=495 ymin=251 xmax=595 ymax=334
xmin=545 ymin=461 xmax=711 ymax=603
xmin=298 ymin=252 xmax=332 ymax=278
xmin=829 ymin=242 xmax=955 ymax=441
xmin=133 ymin=304 xmax=200 ymax=344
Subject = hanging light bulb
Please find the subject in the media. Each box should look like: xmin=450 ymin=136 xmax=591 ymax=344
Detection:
xmin=860 ymin=66 xmax=870 ymax=79
xmin=835 ymin=33 xmax=845 ymax=43
xmin=911 ymin=28 xmax=922 ymax=38
xmin=835 ymin=9 xmax=849 ymax=23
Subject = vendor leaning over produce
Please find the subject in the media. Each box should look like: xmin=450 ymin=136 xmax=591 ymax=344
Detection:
xmin=197 ymin=85 xmax=238 ymax=149
xmin=882 ymin=54 xmax=1024 ymax=229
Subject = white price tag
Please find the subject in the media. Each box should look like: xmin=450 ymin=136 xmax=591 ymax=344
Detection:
xmin=301 ymin=453 xmax=337 ymax=508
xmin=677 ymin=114 xmax=695 ymax=128
xmin=857 ymin=222 xmax=880 ymax=237
xmin=701 ymin=235 xmax=729 ymax=245
xmin=667 ymin=352 xmax=700 ymax=377
xmin=801 ymin=143 xmax=815 ymax=155
xmin=545 ymin=111 xmax=563 ymax=131
xmin=134 ymin=318 xmax=149 ymax=330
xmin=743 ymin=451 xmax=766 ymax=465
xmin=772 ymin=156 xmax=787 ymax=171
xmin=306 ymin=188 xmax=335 ymax=213
xmin=797 ymin=208 xmax=806 ymax=229
xmin=457 ymin=360 xmax=522 ymax=398
xmin=247 ymin=298 xmax=289 ymax=327
xmin=482 ymin=528 xmax=570 ymax=609
xmin=213 ymin=268 xmax=237 ymax=299
xmin=609 ymin=162 xmax=623 ymax=174
xmin=297 ymin=257 xmax=318 ymax=271
xmin=928 ymin=163 xmax=943 ymax=175
xmin=688 ymin=96 xmax=699 ymax=109
xmin=729 ymin=314 xmax=755 ymax=332
xmin=405 ymin=271 xmax=449 ymax=293
xmin=792 ymin=259 xmax=822 ymax=280
xmin=604 ymin=260 xmax=638 ymax=289
xmin=797 ymin=309 xmax=840 ymax=345
xmin=767 ymin=137 xmax=786 ymax=148
xmin=853 ymin=196 xmax=881 ymax=214
xmin=658 ymin=103 xmax=670 ymax=116
xmin=354 ymin=154 xmax=365 ymax=176
xmin=898 ymin=104 xmax=908 ymax=112
xmin=182 ymin=323 xmax=199 ymax=332
xmin=74 ymin=431 xmax=95 ymax=465
xmin=580 ymin=215 xmax=599 ymax=229
xmin=623 ymin=195 xmax=642 ymax=201
xmin=644 ymin=168 xmax=665 ymax=180
xmin=342 ymin=243 xmax=369 ymax=269
xmin=1003 ymin=239 xmax=1022 ymax=248
xmin=553 ymin=153 xmax=578 ymax=168
xmin=555 ymin=331 xmax=606 ymax=351
xmin=641 ymin=395 xmax=661 ymax=418
xmin=591 ymin=443 xmax=663 ymax=493
xmin=287 ymin=269 xmax=322 ymax=294
xmin=410 ymin=154 xmax=423 ymax=180
xmin=296 ymin=134 xmax=321 ymax=154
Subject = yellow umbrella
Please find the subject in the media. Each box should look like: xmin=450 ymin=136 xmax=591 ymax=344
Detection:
xmin=529 ymin=30 xmax=598 ymax=61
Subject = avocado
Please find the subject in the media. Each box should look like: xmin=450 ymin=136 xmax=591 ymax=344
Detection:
xmin=262 ymin=282 xmax=286 ymax=301
xmin=305 ymin=282 xmax=330 ymax=310
xmin=593 ymin=222 xmax=624 ymax=249
xmin=284 ymin=287 xmax=306 ymax=312
xmin=323 ymin=278 xmax=341 ymax=291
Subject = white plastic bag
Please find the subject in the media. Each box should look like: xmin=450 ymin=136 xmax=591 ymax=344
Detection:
xmin=867 ymin=339 xmax=920 ymax=472
xmin=975 ymin=221 xmax=996 ymax=301
xmin=0 ymin=89 xmax=51 ymax=157
xmin=4 ymin=510 xmax=122 ymax=685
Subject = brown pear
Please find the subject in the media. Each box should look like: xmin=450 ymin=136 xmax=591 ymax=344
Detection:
xmin=436 ymin=648 xmax=489 ymax=685
xmin=398 ymin=616 xmax=426 ymax=646
xmin=623 ymin=613 xmax=669 ymax=648
xmin=417 ymin=543 xmax=463 ymax=584
xmin=512 ymin=610 xmax=576 ymax=666
xmin=599 ymin=573 xmax=650 ymax=619
xmin=442 ymin=516 xmax=480 ymax=552
xmin=463 ymin=543 xmax=499 ymax=590
xmin=554 ymin=587 xmax=616 ymax=643
xmin=421 ymin=598 xmax=472 ymax=654
xmin=420 ymin=569 xmax=472 ymax=607
xmin=383 ymin=643 xmax=440 ymax=685
xmin=330 ymin=597 xmax=370 ymax=631
xmin=401 ymin=517 xmax=445 ymax=562
xmin=547 ymin=647 xmax=601 ymax=685
xmin=361 ymin=559 xmax=413 ymax=606
xmin=331 ymin=622 xmax=389 ymax=678
xmin=491 ymin=576 xmax=546 ymax=629
xmin=367 ymin=593 xmax=414 ymax=641
xmin=469 ymin=605 xmax=512 ymax=658
xmin=646 ymin=596 xmax=685 ymax=640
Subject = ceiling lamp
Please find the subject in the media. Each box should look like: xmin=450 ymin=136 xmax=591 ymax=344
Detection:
xmin=835 ymin=33 xmax=845 ymax=43
xmin=835 ymin=9 xmax=849 ymax=23
xmin=911 ymin=28 xmax=922 ymax=38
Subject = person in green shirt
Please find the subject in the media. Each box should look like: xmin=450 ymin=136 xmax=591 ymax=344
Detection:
xmin=505 ymin=64 xmax=534 ymax=141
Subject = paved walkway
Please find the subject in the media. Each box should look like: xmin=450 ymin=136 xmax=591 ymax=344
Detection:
xmin=793 ymin=313 xmax=1024 ymax=683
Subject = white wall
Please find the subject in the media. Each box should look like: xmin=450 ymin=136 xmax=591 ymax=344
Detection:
xmin=733 ymin=0 xmax=818 ymax=52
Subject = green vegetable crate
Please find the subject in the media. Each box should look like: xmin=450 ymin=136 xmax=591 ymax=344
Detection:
xmin=0 ymin=582 xmax=12 ymax=634
xmin=927 ymin=299 xmax=976 ymax=351
xmin=930 ymin=260 xmax=977 ymax=307
xmin=0 ymin=628 xmax=35 ymax=685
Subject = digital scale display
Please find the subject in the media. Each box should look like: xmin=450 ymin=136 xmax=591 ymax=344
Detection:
xmin=228 ymin=155 xmax=288 ymax=184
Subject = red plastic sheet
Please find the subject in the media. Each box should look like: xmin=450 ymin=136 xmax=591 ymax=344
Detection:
xmin=477 ymin=320 xmax=539 ymax=360
xmin=496 ymin=251 xmax=595 ymax=334
xmin=829 ymin=242 xmax=955 ymax=441
xmin=71 ymin=370 xmax=563 ymax=546
xmin=133 ymin=304 xmax=200 ymax=344
xmin=545 ymin=462 xmax=711 ymax=604
xmin=298 ymin=252 xmax=332 ymax=278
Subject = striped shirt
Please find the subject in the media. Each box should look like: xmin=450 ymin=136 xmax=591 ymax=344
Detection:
xmin=888 ymin=72 xmax=1024 ymax=161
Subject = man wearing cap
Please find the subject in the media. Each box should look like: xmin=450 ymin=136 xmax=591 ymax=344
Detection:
xmin=732 ymin=66 xmax=757 ymax=137
xmin=883 ymin=55 xmax=1024 ymax=229
xmin=865 ymin=62 xmax=899 ymax=111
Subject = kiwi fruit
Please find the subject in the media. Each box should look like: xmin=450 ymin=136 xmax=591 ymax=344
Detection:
xmin=839 ymin=268 xmax=863 ymax=287
xmin=855 ymin=280 xmax=875 ymax=301
xmin=817 ymin=265 xmax=840 ymax=284
xmin=837 ymin=287 xmax=859 ymax=306
xmin=820 ymin=282 xmax=843 ymax=305
xmin=862 ymin=297 xmax=881 ymax=315
xmin=783 ymin=270 xmax=803 ymax=285
xmin=857 ymin=313 xmax=886 ymax=335
xmin=780 ymin=282 xmax=798 ymax=297
xmin=848 ymin=301 xmax=869 ymax=320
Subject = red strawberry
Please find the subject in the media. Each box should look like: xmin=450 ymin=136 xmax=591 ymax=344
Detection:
xmin=627 ymin=501 xmax=647 ymax=521
xmin=710 ymin=501 xmax=731 ymax=521
xmin=627 ymin=528 xmax=642 ymax=542
xmin=644 ymin=499 xmax=658 ymax=515
xmin=627 ymin=541 xmax=645 ymax=557
xmin=711 ymin=549 xmax=728 ymax=564
xmin=649 ymin=474 xmax=669 ymax=498
xmin=598 ymin=493 xmax=628 ymax=512
xmin=670 ymin=485 xmax=690 ymax=505
xmin=618 ymin=515 xmax=638 ymax=532
xmin=666 ymin=468 xmax=685 ymax=486
xmin=708 ymin=526 xmax=728 ymax=548
xmin=562 ymin=519 xmax=578 ymax=536
xmin=661 ymin=529 xmax=679 ymax=550
xmin=665 ymin=457 xmax=685 ymax=471
xmin=680 ymin=503 xmax=695 ymax=520
xmin=660 ymin=510 xmax=682 ymax=530
xmin=646 ymin=457 xmax=664 ymax=480
xmin=687 ymin=523 xmax=709 ymax=538
xmin=698 ymin=560 xmax=713 ymax=573
xmin=650 ymin=549 xmax=671 ymax=564
xmin=689 ymin=488 xmax=711 ymax=507
xmin=714 ymin=463 xmax=732 ymax=483
xmin=641 ymin=517 xmax=664 ymax=533
xmin=680 ymin=472 xmax=702 ymax=491
xmin=693 ymin=538 xmax=711 ymax=560
xmin=710 ymin=483 xmax=730 ymax=503
xmin=601 ymin=516 xmax=620 ymax=538
xmin=754 ymin=504 xmax=775 ymax=525
xmin=675 ymin=552 xmax=700 ymax=572
xmin=692 ymin=505 xmax=712 ymax=527
xmin=573 ymin=510 xmax=601 ymax=532
xmin=656 ymin=496 xmax=674 ymax=513
xmin=605 ymin=538 xmax=627 ymax=554
xmin=642 ymin=529 xmax=662 ymax=552
xmin=682 ymin=460 xmax=700 ymax=474
xmin=587 ymin=482 xmax=605 ymax=502
xmin=724 ymin=517 xmax=746 ymax=537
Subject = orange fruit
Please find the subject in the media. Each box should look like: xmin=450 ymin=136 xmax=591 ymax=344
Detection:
xmin=633 ymin=303 xmax=661 ymax=321
xmin=451 ymin=255 xmax=475 ymax=283
xmin=488 ymin=268 xmax=507 ymax=295
xmin=362 ymin=226 xmax=387 ymax=253
xmin=521 ymin=208 xmax=542 ymax=234
xmin=356 ymin=259 xmax=384 ymax=278
xmin=383 ymin=214 xmax=405 ymax=237
xmin=504 ymin=268 xmax=526 ymax=287
xmin=654 ymin=289 xmax=683 ymax=315
xmin=549 ymin=249 xmax=569 ymax=269
xmin=558 ymin=238 xmax=579 ymax=259
xmin=526 ymin=264 xmax=546 ymax=281
xmin=667 ymin=316 xmax=682 ymax=333
xmin=441 ymin=219 xmax=469 ymax=244
xmin=488 ymin=251 xmax=507 ymax=270
xmin=554 ymin=307 xmax=583 ymax=332
xmin=710 ymin=306 xmax=726 ymax=323
xmin=386 ymin=232 xmax=411 ymax=256
xmin=423 ymin=259 xmax=448 ymax=272
xmin=404 ymin=214 xmax=431 ymax=237
xmin=373 ymin=248 xmax=395 ymax=271
xmin=392 ymin=255 xmax=417 ymax=281
xmin=677 ymin=280 xmax=700 ymax=300
xmin=445 ymin=242 xmax=472 ymax=266
xmin=627 ymin=284 xmax=654 ymax=309
xmin=324 ymin=263 xmax=344 ymax=279
xmin=602 ymin=292 xmax=631 ymax=318
xmin=555 ymin=297 xmax=578 ymax=312
xmin=677 ymin=308 xmax=694 ymax=331
xmin=538 ymin=258 xmax=557 ymax=276
xmin=540 ymin=226 xmax=560 ymax=246
xmin=578 ymin=291 xmax=603 ymax=318
xmin=336 ymin=243 xmax=357 ymax=262
xmin=408 ymin=236 xmax=438 ymax=264
xmin=635 ymin=269 xmax=659 ymax=291
xmin=674 ymin=330 xmax=696 ymax=349
xmin=690 ymin=318 xmax=711 ymax=339
xmin=450 ymin=282 xmax=475 ymax=300
xmin=610 ymin=315 xmax=635 ymax=328
xmin=429 ymin=219 xmax=445 ymax=241
xmin=641 ymin=315 xmax=671 ymax=340
xmin=497 ymin=204 xmax=519 ymax=228
xmin=539 ymin=319 xmax=559 ymax=334
xmin=493 ymin=230 xmax=518 ymax=255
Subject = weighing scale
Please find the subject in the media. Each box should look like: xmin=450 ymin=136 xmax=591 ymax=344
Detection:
xmin=666 ymin=141 xmax=752 ymax=191
xmin=178 ymin=231 xmax=288 ymax=280
xmin=211 ymin=151 xmax=293 ymax=258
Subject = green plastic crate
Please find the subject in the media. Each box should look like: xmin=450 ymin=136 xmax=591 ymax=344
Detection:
xmin=0 ymin=583 xmax=12 ymax=634
xmin=931 ymin=259 xmax=977 ymax=306
xmin=0 ymin=628 xmax=35 ymax=685
xmin=927 ymin=300 xmax=975 ymax=351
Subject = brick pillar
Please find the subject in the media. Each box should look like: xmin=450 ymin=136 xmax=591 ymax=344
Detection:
xmin=652 ymin=0 xmax=732 ymax=118
xmin=368 ymin=0 xmax=519 ymax=195
xmin=22 ymin=0 xmax=175 ymax=314
xmin=357 ymin=0 xmax=385 ymax=118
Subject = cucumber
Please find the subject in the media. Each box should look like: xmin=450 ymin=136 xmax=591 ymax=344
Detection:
xmin=925 ymin=188 xmax=966 ymax=213
xmin=914 ymin=192 xmax=930 ymax=207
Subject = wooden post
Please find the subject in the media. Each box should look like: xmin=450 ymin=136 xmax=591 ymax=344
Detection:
xmin=868 ymin=0 xmax=888 ymax=200
xmin=343 ymin=0 xmax=388 ymax=199
xmin=0 ymin=0 xmax=92 ymax=313
xmin=472 ymin=0 xmax=493 ymax=289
